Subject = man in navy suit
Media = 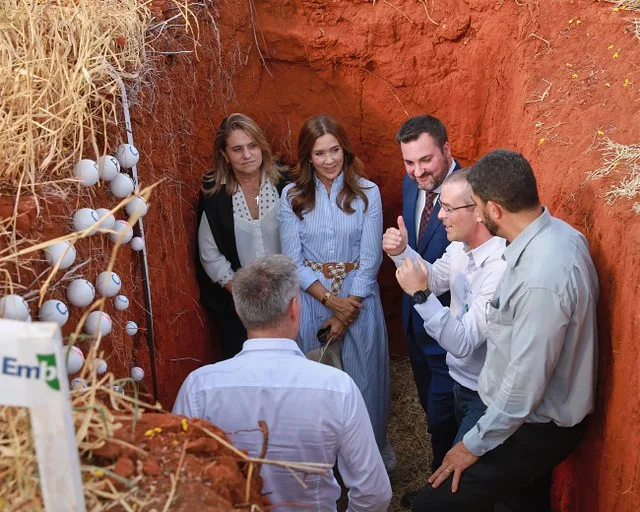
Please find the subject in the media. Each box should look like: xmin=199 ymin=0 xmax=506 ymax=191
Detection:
xmin=384 ymin=115 xmax=459 ymax=501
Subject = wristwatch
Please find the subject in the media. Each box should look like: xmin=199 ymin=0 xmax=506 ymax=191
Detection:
xmin=412 ymin=289 xmax=431 ymax=304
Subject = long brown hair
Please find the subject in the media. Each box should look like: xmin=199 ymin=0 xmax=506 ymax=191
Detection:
xmin=201 ymin=113 xmax=283 ymax=197
xmin=288 ymin=115 xmax=369 ymax=219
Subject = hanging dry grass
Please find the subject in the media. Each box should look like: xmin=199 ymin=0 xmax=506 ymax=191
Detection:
xmin=587 ymin=137 xmax=640 ymax=207
xmin=0 ymin=0 xmax=152 ymax=195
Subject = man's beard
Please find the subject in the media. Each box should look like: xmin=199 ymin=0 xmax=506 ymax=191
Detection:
xmin=481 ymin=212 xmax=499 ymax=237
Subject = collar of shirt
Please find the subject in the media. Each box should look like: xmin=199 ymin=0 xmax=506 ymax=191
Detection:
xmin=314 ymin=170 xmax=344 ymax=191
xmin=239 ymin=338 xmax=305 ymax=356
xmin=465 ymin=236 xmax=507 ymax=269
xmin=503 ymin=207 xmax=551 ymax=268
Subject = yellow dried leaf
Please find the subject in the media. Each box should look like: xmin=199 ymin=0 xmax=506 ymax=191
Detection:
xmin=597 ymin=130 xmax=604 ymax=136
xmin=566 ymin=63 xmax=573 ymax=68
xmin=604 ymin=82 xmax=611 ymax=88
xmin=572 ymin=73 xmax=579 ymax=79
xmin=539 ymin=138 xmax=545 ymax=145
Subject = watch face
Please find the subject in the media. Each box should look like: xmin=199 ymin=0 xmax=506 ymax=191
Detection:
xmin=413 ymin=290 xmax=428 ymax=304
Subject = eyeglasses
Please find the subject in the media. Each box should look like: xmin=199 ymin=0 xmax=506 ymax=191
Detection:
xmin=437 ymin=197 xmax=476 ymax=214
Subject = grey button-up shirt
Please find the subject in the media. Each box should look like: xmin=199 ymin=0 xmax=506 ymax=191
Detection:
xmin=463 ymin=208 xmax=599 ymax=456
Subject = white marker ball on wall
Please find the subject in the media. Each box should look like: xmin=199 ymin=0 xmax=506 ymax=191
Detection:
xmin=84 ymin=311 xmax=112 ymax=336
xmin=97 ymin=155 xmax=121 ymax=182
xmin=95 ymin=271 xmax=122 ymax=297
xmin=95 ymin=208 xmax=116 ymax=232
xmin=125 ymin=321 xmax=138 ymax=336
xmin=74 ymin=159 xmax=99 ymax=187
xmin=45 ymin=241 xmax=76 ymax=269
xmin=65 ymin=345 xmax=85 ymax=375
xmin=66 ymin=279 xmax=95 ymax=307
xmin=96 ymin=358 xmax=108 ymax=375
xmin=109 ymin=173 xmax=135 ymax=198
xmin=114 ymin=295 xmax=129 ymax=311
xmin=72 ymin=208 xmax=100 ymax=234
xmin=130 ymin=366 xmax=145 ymax=382
xmin=130 ymin=237 xmax=145 ymax=252
xmin=125 ymin=196 xmax=148 ymax=218
xmin=108 ymin=220 xmax=133 ymax=244
xmin=71 ymin=377 xmax=88 ymax=390
xmin=38 ymin=299 xmax=69 ymax=327
xmin=0 ymin=294 xmax=30 ymax=321
xmin=114 ymin=143 xmax=140 ymax=169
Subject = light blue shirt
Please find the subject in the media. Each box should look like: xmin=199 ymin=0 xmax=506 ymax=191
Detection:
xmin=463 ymin=208 xmax=599 ymax=456
xmin=173 ymin=338 xmax=391 ymax=512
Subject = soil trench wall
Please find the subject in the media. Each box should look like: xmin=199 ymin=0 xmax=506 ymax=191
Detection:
xmin=136 ymin=0 xmax=640 ymax=510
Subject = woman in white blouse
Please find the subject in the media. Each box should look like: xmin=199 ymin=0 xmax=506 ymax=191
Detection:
xmin=195 ymin=113 xmax=287 ymax=358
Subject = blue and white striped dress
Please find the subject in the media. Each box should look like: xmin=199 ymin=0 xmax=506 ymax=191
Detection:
xmin=279 ymin=172 xmax=390 ymax=447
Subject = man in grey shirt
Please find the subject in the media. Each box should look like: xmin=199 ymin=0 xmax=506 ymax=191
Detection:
xmin=412 ymin=150 xmax=599 ymax=512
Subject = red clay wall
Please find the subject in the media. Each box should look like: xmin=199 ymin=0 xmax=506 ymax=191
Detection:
xmin=135 ymin=0 xmax=640 ymax=509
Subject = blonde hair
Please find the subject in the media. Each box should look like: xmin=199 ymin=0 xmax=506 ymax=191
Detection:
xmin=201 ymin=113 xmax=283 ymax=197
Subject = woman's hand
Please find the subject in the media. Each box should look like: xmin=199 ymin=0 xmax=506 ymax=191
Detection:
xmin=321 ymin=316 xmax=348 ymax=342
xmin=326 ymin=295 xmax=362 ymax=325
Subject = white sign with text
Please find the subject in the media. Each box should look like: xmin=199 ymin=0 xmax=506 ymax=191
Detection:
xmin=0 ymin=319 xmax=85 ymax=511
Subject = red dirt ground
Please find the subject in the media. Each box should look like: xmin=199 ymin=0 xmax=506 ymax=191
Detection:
xmin=90 ymin=412 xmax=270 ymax=510
xmin=4 ymin=0 xmax=638 ymax=509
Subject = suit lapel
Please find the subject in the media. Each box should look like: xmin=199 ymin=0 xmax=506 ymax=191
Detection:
xmin=404 ymin=180 xmax=419 ymax=250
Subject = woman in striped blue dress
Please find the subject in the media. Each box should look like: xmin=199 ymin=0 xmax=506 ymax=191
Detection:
xmin=279 ymin=115 xmax=391 ymax=459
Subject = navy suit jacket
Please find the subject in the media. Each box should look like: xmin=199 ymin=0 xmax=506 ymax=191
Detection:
xmin=401 ymin=163 xmax=460 ymax=360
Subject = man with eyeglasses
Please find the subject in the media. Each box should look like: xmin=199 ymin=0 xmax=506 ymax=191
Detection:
xmin=410 ymin=150 xmax=598 ymax=512
xmin=383 ymin=170 xmax=507 ymax=507
xmin=389 ymin=115 xmax=461 ymax=493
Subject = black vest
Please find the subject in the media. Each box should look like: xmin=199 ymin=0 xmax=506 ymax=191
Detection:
xmin=194 ymin=177 xmax=289 ymax=312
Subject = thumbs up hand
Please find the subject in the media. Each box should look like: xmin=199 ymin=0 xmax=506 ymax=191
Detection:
xmin=383 ymin=215 xmax=409 ymax=256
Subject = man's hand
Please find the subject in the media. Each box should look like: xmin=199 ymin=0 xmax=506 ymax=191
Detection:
xmin=395 ymin=256 xmax=429 ymax=296
xmin=428 ymin=441 xmax=479 ymax=493
xmin=383 ymin=215 xmax=409 ymax=256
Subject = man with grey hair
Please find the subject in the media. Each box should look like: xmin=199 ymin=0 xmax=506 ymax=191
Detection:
xmin=173 ymin=254 xmax=391 ymax=512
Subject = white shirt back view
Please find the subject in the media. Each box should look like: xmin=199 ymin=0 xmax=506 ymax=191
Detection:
xmin=172 ymin=338 xmax=392 ymax=512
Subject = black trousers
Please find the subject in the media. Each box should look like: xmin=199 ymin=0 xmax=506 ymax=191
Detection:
xmin=412 ymin=420 xmax=586 ymax=512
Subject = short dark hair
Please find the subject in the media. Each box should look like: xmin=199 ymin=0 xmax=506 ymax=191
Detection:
xmin=467 ymin=150 xmax=540 ymax=213
xmin=395 ymin=115 xmax=448 ymax=149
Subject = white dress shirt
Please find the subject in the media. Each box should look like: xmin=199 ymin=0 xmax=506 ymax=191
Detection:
xmin=463 ymin=208 xmax=599 ymax=456
xmin=390 ymin=237 xmax=507 ymax=390
xmin=172 ymin=338 xmax=392 ymax=512
xmin=414 ymin=159 xmax=457 ymax=240
xmin=198 ymin=177 xmax=281 ymax=286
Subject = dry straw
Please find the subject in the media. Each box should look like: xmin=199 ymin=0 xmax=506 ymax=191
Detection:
xmin=588 ymin=137 xmax=640 ymax=210
xmin=0 ymin=0 xmax=151 ymax=194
